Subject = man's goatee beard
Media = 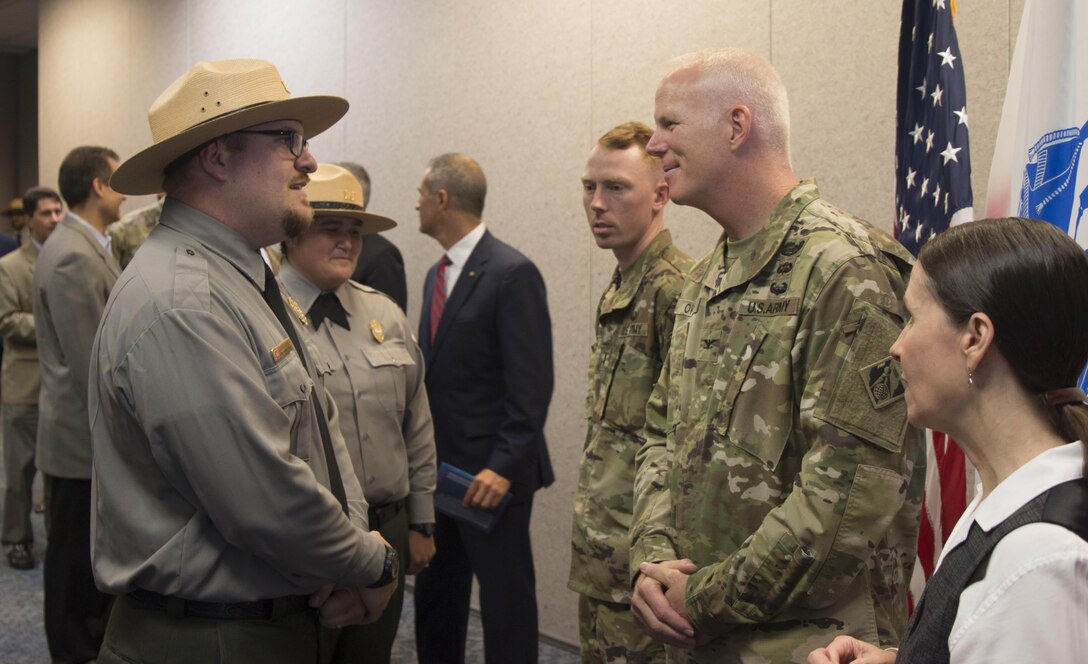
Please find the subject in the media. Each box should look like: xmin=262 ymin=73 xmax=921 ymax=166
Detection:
xmin=282 ymin=207 xmax=314 ymax=239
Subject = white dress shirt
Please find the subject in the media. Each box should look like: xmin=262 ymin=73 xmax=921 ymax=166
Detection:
xmin=69 ymin=211 xmax=112 ymax=253
xmin=935 ymin=441 xmax=1088 ymax=662
xmin=443 ymin=222 xmax=486 ymax=295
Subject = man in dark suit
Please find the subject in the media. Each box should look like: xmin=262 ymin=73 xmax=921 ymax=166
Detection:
xmin=34 ymin=146 xmax=124 ymax=662
xmin=338 ymin=161 xmax=409 ymax=312
xmin=413 ymin=153 xmax=554 ymax=664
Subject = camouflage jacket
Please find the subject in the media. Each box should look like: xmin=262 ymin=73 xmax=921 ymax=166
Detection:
xmin=569 ymin=230 xmax=694 ymax=603
xmin=630 ymin=181 xmax=924 ymax=663
xmin=107 ymin=200 xmax=163 ymax=269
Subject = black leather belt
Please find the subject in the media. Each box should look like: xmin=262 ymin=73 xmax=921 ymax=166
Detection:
xmin=368 ymin=498 xmax=406 ymax=530
xmin=128 ymin=588 xmax=311 ymax=620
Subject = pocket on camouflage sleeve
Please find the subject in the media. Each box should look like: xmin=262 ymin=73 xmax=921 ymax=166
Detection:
xmin=822 ymin=301 xmax=908 ymax=453
xmin=801 ymin=463 xmax=907 ymax=608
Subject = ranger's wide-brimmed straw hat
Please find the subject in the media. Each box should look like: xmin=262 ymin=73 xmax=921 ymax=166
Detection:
xmin=308 ymin=164 xmax=396 ymax=235
xmin=111 ymin=58 xmax=348 ymax=195
xmin=2 ymin=198 xmax=23 ymax=217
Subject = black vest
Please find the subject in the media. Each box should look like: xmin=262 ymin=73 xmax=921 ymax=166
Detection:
xmin=897 ymin=477 xmax=1088 ymax=663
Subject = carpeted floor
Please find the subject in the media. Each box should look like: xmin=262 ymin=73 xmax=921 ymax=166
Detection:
xmin=0 ymin=463 xmax=578 ymax=663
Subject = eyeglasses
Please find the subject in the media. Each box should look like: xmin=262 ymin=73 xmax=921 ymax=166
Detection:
xmin=233 ymin=129 xmax=308 ymax=158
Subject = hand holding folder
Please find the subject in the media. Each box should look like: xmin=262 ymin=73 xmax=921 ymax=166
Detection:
xmin=435 ymin=463 xmax=513 ymax=533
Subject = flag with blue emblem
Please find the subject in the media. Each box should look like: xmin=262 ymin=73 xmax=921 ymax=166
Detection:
xmin=895 ymin=0 xmax=973 ymax=611
xmin=985 ymin=0 xmax=1088 ymax=390
xmin=895 ymin=0 xmax=973 ymax=256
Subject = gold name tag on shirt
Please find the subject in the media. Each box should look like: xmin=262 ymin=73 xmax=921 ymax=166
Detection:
xmin=370 ymin=319 xmax=385 ymax=343
xmin=271 ymin=338 xmax=294 ymax=363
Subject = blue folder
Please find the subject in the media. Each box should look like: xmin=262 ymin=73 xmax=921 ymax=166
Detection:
xmin=434 ymin=462 xmax=513 ymax=533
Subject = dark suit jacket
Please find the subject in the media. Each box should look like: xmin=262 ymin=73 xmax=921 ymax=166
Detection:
xmin=352 ymin=234 xmax=407 ymax=313
xmin=0 ymin=233 xmax=19 ymax=358
xmin=0 ymin=233 xmax=18 ymax=258
xmin=419 ymin=230 xmax=554 ymax=499
xmin=33 ymin=216 xmax=121 ymax=478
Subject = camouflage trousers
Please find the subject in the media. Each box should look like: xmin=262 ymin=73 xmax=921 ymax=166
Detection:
xmin=578 ymin=594 xmax=666 ymax=664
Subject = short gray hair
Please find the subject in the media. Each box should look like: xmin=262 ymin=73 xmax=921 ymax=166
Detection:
xmin=425 ymin=153 xmax=487 ymax=218
xmin=670 ymin=48 xmax=791 ymax=157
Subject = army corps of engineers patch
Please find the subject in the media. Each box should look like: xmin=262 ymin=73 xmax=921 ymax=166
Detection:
xmin=861 ymin=356 xmax=905 ymax=409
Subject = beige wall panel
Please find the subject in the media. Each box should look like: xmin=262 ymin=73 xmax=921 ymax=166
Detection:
xmin=38 ymin=0 xmax=131 ymax=189
xmin=772 ymin=1 xmax=900 ymax=234
xmin=16 ymin=52 xmax=39 ymax=197
xmin=121 ymin=0 xmax=191 ymax=207
xmin=38 ymin=0 xmax=82 ymax=188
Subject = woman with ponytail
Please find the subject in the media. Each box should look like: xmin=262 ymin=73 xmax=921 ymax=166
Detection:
xmin=809 ymin=217 xmax=1088 ymax=663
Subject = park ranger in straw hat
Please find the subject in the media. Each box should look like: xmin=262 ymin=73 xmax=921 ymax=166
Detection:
xmin=279 ymin=163 xmax=437 ymax=664
xmin=90 ymin=59 xmax=398 ymax=663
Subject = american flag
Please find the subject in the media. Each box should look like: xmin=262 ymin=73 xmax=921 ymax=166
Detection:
xmin=895 ymin=0 xmax=973 ymax=253
xmin=894 ymin=0 xmax=973 ymax=609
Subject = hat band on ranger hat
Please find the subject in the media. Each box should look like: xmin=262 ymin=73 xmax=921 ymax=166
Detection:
xmin=312 ymin=201 xmax=365 ymax=213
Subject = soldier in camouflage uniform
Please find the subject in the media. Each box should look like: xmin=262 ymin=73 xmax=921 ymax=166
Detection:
xmin=569 ymin=122 xmax=695 ymax=664
xmin=629 ymin=49 xmax=924 ymax=664
xmin=106 ymin=198 xmax=163 ymax=268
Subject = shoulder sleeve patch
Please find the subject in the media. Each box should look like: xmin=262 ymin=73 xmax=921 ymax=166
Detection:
xmin=822 ymin=300 xmax=909 ymax=452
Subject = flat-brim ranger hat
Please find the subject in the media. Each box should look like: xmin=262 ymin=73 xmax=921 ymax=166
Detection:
xmin=111 ymin=58 xmax=348 ymax=195
xmin=2 ymin=198 xmax=23 ymax=217
xmin=308 ymin=164 xmax=396 ymax=235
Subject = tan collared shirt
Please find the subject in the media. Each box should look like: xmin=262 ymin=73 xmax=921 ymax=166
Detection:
xmin=279 ymin=261 xmax=436 ymax=523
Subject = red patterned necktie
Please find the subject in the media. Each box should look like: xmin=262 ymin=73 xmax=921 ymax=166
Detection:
xmin=430 ymin=254 xmax=452 ymax=342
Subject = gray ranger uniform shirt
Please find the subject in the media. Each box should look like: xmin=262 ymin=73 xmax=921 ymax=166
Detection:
xmin=89 ymin=198 xmax=386 ymax=601
xmin=279 ymin=262 xmax=436 ymax=524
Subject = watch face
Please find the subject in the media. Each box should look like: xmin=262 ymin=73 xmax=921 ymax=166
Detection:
xmin=410 ymin=523 xmax=435 ymax=537
xmin=369 ymin=544 xmax=398 ymax=588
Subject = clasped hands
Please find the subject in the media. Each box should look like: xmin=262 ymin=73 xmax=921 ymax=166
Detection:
xmin=308 ymin=530 xmax=398 ymax=629
xmin=631 ymin=558 xmax=712 ymax=649
xmin=632 ymin=560 xmax=900 ymax=661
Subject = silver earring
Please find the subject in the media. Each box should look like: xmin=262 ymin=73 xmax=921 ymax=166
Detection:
xmin=967 ymin=370 xmax=974 ymax=388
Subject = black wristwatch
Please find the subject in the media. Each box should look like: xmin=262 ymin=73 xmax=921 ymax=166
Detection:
xmin=367 ymin=544 xmax=399 ymax=588
xmin=409 ymin=522 xmax=435 ymax=537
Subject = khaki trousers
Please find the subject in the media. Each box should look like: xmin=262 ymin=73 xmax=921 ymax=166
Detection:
xmin=1 ymin=403 xmax=37 ymax=544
